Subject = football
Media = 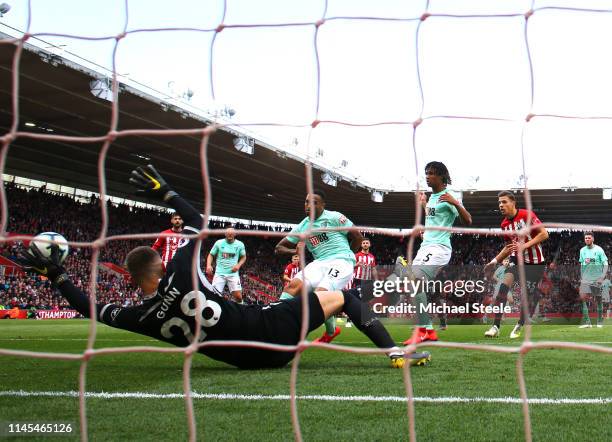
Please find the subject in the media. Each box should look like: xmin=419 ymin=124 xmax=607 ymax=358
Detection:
xmin=29 ymin=232 xmax=69 ymax=264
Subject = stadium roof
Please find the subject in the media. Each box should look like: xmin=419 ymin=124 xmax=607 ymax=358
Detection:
xmin=1 ymin=36 xmax=611 ymax=229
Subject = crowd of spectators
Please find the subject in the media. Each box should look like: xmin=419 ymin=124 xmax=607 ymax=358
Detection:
xmin=1 ymin=183 xmax=610 ymax=315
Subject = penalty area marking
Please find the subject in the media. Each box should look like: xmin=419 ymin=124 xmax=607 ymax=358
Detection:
xmin=0 ymin=390 xmax=610 ymax=405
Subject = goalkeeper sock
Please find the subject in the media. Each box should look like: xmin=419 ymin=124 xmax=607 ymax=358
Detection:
xmin=414 ymin=292 xmax=432 ymax=328
xmin=582 ymin=302 xmax=591 ymax=324
xmin=494 ymin=284 xmax=510 ymax=328
xmin=597 ymin=301 xmax=603 ymax=323
xmin=324 ymin=316 xmax=337 ymax=335
xmin=279 ymin=292 xmax=293 ymax=301
xmin=341 ymin=289 xmax=396 ymax=350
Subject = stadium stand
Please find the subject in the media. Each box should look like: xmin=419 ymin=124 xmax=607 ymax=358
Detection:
xmin=1 ymin=182 xmax=609 ymax=318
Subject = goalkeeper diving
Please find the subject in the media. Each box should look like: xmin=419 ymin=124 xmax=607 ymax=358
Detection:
xmin=19 ymin=165 xmax=430 ymax=369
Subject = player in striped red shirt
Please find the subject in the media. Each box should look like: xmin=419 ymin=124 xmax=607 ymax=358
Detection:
xmin=484 ymin=191 xmax=549 ymax=339
xmin=345 ymin=239 xmax=379 ymax=327
xmin=282 ymin=254 xmax=301 ymax=288
xmin=151 ymin=213 xmax=183 ymax=269
xmin=353 ymin=238 xmax=378 ymax=285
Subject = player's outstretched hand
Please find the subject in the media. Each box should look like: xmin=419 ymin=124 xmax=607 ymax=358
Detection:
xmin=18 ymin=244 xmax=66 ymax=283
xmin=129 ymin=164 xmax=172 ymax=200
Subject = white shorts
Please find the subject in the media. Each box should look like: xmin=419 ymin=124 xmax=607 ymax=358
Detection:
xmin=212 ymin=274 xmax=242 ymax=293
xmin=412 ymin=243 xmax=452 ymax=279
xmin=294 ymin=259 xmax=354 ymax=292
xmin=580 ymin=281 xmax=603 ymax=297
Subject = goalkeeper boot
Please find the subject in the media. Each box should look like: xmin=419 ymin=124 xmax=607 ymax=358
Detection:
xmin=484 ymin=325 xmax=499 ymax=338
xmin=509 ymin=324 xmax=522 ymax=339
xmin=389 ymin=352 xmax=431 ymax=368
xmin=314 ymin=326 xmax=341 ymax=344
xmin=409 ymin=351 xmax=432 ymax=367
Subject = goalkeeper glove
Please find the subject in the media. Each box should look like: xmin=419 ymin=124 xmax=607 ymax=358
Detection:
xmin=18 ymin=244 xmax=68 ymax=285
xmin=129 ymin=164 xmax=176 ymax=202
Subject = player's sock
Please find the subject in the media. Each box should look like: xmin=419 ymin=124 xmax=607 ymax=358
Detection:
xmin=518 ymin=311 xmax=525 ymax=327
xmin=439 ymin=314 xmax=447 ymax=328
xmin=414 ymin=292 xmax=432 ymax=328
xmin=279 ymin=292 xmax=293 ymax=301
xmin=581 ymin=302 xmax=591 ymax=324
xmin=341 ymin=289 xmax=396 ymax=350
xmin=494 ymin=284 xmax=509 ymax=328
xmin=597 ymin=301 xmax=603 ymax=324
xmin=324 ymin=316 xmax=337 ymax=335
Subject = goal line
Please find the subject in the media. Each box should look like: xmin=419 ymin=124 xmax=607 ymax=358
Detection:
xmin=1 ymin=390 xmax=610 ymax=405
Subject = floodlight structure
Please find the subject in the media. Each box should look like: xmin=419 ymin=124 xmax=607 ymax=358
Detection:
xmin=233 ymin=136 xmax=254 ymax=155
xmin=0 ymin=3 xmax=10 ymax=17
xmin=321 ymin=172 xmax=337 ymax=187
xmin=89 ymin=78 xmax=113 ymax=102
xmin=371 ymin=190 xmax=384 ymax=203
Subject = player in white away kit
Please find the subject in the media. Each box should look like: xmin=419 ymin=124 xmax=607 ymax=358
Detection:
xmin=206 ymin=228 xmax=247 ymax=303
xmin=274 ymin=190 xmax=430 ymax=367
xmin=275 ymin=189 xmax=362 ymax=343
xmin=403 ymin=162 xmax=472 ymax=345
xmin=578 ymin=232 xmax=609 ymax=328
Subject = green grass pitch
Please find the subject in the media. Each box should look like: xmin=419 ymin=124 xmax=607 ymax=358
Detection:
xmin=0 ymin=320 xmax=610 ymax=441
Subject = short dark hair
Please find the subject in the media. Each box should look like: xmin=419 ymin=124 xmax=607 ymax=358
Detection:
xmin=424 ymin=161 xmax=452 ymax=185
xmin=125 ymin=246 xmax=159 ymax=285
xmin=170 ymin=213 xmax=181 ymax=219
xmin=313 ymin=189 xmax=327 ymax=202
xmin=497 ymin=190 xmax=516 ymax=201
xmin=584 ymin=231 xmax=594 ymax=237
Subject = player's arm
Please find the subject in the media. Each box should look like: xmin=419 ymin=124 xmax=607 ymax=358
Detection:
xmin=275 ymin=237 xmax=299 ymax=256
xmin=232 ymin=246 xmax=246 ymax=273
xmin=372 ymin=258 xmax=379 ymax=281
xmin=18 ymin=245 xmax=141 ymax=329
xmin=335 ymin=212 xmax=363 ymax=252
xmin=439 ymin=192 xmax=472 ymax=225
xmin=521 ymin=224 xmax=549 ymax=251
xmin=484 ymin=243 xmax=513 ymax=275
xmin=151 ymin=235 xmax=164 ymax=252
xmin=598 ymin=251 xmax=609 ymax=283
xmin=282 ymin=267 xmax=292 ymax=284
xmin=348 ymin=230 xmax=364 ymax=252
xmin=129 ymin=165 xmax=202 ymax=230
xmin=206 ymin=245 xmax=217 ymax=276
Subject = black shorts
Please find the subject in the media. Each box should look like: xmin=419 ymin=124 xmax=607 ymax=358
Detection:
xmin=506 ymin=259 xmax=546 ymax=293
xmin=352 ymin=279 xmax=375 ymax=301
xmin=201 ymin=292 xmax=325 ymax=369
